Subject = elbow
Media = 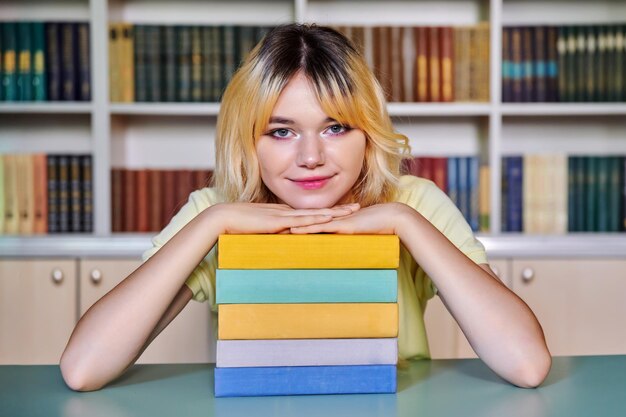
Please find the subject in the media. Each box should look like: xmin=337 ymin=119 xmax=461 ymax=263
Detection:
xmin=59 ymin=351 xmax=104 ymax=392
xmin=514 ymin=351 xmax=552 ymax=389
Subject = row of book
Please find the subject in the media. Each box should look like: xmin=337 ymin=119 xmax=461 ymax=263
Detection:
xmin=502 ymin=24 xmax=626 ymax=102
xmin=0 ymin=153 xmax=93 ymax=235
xmin=111 ymin=168 xmax=213 ymax=233
xmin=0 ymin=22 xmax=91 ymax=102
xmin=109 ymin=24 xmax=274 ymax=103
xmin=214 ymin=234 xmax=399 ymax=397
xmin=402 ymin=156 xmax=489 ymax=233
xmin=108 ymin=23 xmax=490 ymax=104
xmin=502 ymin=155 xmax=626 ymax=234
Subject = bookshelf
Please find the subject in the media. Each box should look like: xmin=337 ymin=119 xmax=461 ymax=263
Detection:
xmin=1 ymin=0 xmax=626 ymax=257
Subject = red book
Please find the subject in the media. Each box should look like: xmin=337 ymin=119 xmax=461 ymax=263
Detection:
xmin=123 ymin=169 xmax=137 ymax=232
xmin=162 ymin=170 xmax=177 ymax=228
xmin=427 ymin=27 xmax=441 ymax=102
xmin=149 ymin=170 xmax=163 ymax=232
xmin=414 ymin=27 xmax=428 ymax=102
xmin=111 ymin=168 xmax=124 ymax=232
xmin=432 ymin=157 xmax=448 ymax=192
xmin=175 ymin=169 xmax=194 ymax=214
xmin=136 ymin=169 xmax=150 ymax=232
xmin=418 ymin=157 xmax=434 ymax=180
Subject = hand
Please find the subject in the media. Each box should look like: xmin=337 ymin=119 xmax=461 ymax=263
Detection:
xmin=210 ymin=202 xmax=360 ymax=235
xmin=289 ymin=202 xmax=411 ymax=235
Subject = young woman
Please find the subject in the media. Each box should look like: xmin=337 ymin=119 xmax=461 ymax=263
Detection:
xmin=60 ymin=23 xmax=551 ymax=392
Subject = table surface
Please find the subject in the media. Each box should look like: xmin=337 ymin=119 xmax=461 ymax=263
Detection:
xmin=1 ymin=355 xmax=625 ymax=417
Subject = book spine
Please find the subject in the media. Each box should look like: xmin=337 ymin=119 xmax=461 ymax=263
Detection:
xmin=427 ymin=26 xmax=440 ymax=102
xmin=81 ymin=155 xmax=92 ymax=232
xmin=501 ymin=157 xmax=509 ymax=232
xmin=162 ymin=25 xmax=176 ymax=102
xmin=31 ymin=22 xmax=46 ymax=101
xmin=511 ymin=27 xmax=522 ymax=102
xmin=123 ymin=169 xmax=136 ymax=232
xmin=2 ymin=23 xmax=18 ymax=101
xmin=615 ymin=25 xmax=624 ymax=102
xmin=596 ymin=26 xmax=606 ymax=102
xmin=148 ymin=169 xmax=163 ymax=232
xmin=608 ymin=156 xmax=621 ymax=232
xmin=556 ymin=27 xmax=568 ymax=102
xmin=585 ymin=156 xmax=597 ymax=231
xmin=221 ymin=25 xmax=235 ymax=101
xmin=46 ymin=155 xmax=58 ymax=233
xmin=69 ymin=155 xmax=82 ymax=232
xmin=565 ymin=26 xmax=577 ymax=102
xmin=177 ymin=26 xmax=191 ymax=102
xmin=134 ymin=25 xmax=147 ymax=102
xmin=218 ymin=303 xmax=398 ymax=340
xmin=534 ymin=26 xmax=547 ymax=102
xmin=568 ymin=156 xmax=576 ymax=232
xmin=597 ymin=156 xmax=610 ymax=232
xmin=121 ymin=24 xmax=135 ymax=102
xmin=215 ymin=365 xmax=397 ymax=397
xmin=33 ymin=154 xmax=48 ymax=234
xmin=17 ymin=22 xmax=33 ymax=101
xmin=521 ymin=26 xmax=533 ymax=102
xmin=111 ymin=168 xmax=124 ymax=232
xmin=216 ymin=269 xmax=398 ymax=304
xmin=60 ymin=23 xmax=77 ymax=101
xmin=575 ymin=156 xmax=587 ymax=231
xmin=136 ymin=169 xmax=150 ymax=232
xmin=108 ymin=24 xmax=120 ymax=102
xmin=457 ymin=156 xmax=469 ymax=224
xmin=57 ymin=155 xmax=70 ymax=233
xmin=479 ymin=164 xmax=490 ymax=232
xmin=606 ymin=25 xmax=616 ymax=102
xmin=77 ymin=23 xmax=90 ymax=101
xmin=469 ymin=156 xmax=480 ymax=231
xmin=575 ymin=25 xmax=586 ymax=102
xmin=507 ymin=156 xmax=523 ymax=232
xmin=447 ymin=157 xmax=459 ymax=209
xmin=546 ymin=26 xmax=559 ymax=101
xmin=190 ymin=25 xmax=202 ymax=102
xmin=147 ymin=25 xmax=161 ymax=102
xmin=201 ymin=26 xmax=213 ymax=102
xmin=414 ymin=26 xmax=428 ymax=102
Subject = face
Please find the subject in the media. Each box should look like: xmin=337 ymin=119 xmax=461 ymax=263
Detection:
xmin=256 ymin=72 xmax=366 ymax=209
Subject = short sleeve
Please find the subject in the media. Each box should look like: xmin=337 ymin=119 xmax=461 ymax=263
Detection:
xmin=140 ymin=188 xmax=220 ymax=310
xmin=397 ymin=176 xmax=488 ymax=299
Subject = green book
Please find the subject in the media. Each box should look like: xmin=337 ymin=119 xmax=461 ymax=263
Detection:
xmin=177 ymin=26 xmax=191 ymax=102
xmin=605 ymin=25 xmax=616 ymax=102
xmin=615 ymin=25 xmax=624 ymax=102
xmin=574 ymin=156 xmax=586 ymax=232
xmin=31 ymin=22 xmax=46 ymax=101
xmin=216 ymin=269 xmax=398 ymax=304
xmin=17 ymin=22 xmax=33 ymax=101
xmin=608 ymin=156 xmax=622 ymax=232
xmin=2 ymin=22 xmax=17 ymax=101
xmin=190 ymin=25 xmax=202 ymax=102
xmin=567 ymin=156 xmax=576 ymax=231
xmin=557 ymin=26 xmax=568 ymax=101
xmin=584 ymin=156 xmax=597 ymax=232
xmin=596 ymin=156 xmax=609 ymax=232
xmin=584 ymin=26 xmax=596 ymax=102
xmin=596 ymin=26 xmax=606 ymax=102
xmin=575 ymin=26 xmax=586 ymax=102
xmin=565 ymin=26 xmax=577 ymax=102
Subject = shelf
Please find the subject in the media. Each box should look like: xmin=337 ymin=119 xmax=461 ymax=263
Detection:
xmin=387 ymin=103 xmax=491 ymax=117
xmin=0 ymin=103 xmax=93 ymax=114
xmin=109 ymin=103 xmax=221 ymax=116
xmin=500 ymin=104 xmax=626 ymax=117
xmin=2 ymin=234 xmax=626 ymax=259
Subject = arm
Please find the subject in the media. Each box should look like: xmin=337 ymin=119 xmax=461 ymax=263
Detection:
xmin=290 ymin=202 xmax=552 ymax=388
xmin=395 ymin=205 xmax=552 ymax=388
xmin=60 ymin=202 xmax=357 ymax=392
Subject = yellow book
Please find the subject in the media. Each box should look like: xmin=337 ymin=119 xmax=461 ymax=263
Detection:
xmin=218 ymin=303 xmax=398 ymax=340
xmin=217 ymin=234 xmax=400 ymax=269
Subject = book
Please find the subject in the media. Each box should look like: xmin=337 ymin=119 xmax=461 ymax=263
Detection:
xmin=214 ymin=365 xmax=397 ymax=397
xmin=216 ymin=269 xmax=397 ymax=304
xmin=216 ymin=338 xmax=398 ymax=368
xmin=218 ymin=303 xmax=398 ymax=340
xmin=217 ymin=234 xmax=400 ymax=269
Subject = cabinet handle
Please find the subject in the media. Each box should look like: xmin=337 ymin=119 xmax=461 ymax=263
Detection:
xmin=51 ymin=268 xmax=64 ymax=284
xmin=521 ymin=267 xmax=535 ymax=282
xmin=90 ymin=269 xmax=103 ymax=284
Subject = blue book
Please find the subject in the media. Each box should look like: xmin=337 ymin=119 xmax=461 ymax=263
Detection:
xmin=214 ymin=365 xmax=397 ymax=397
xmin=468 ymin=156 xmax=480 ymax=231
xmin=457 ymin=157 xmax=469 ymax=223
xmin=447 ymin=157 xmax=458 ymax=209
xmin=216 ymin=269 xmax=397 ymax=304
xmin=507 ymin=156 xmax=523 ymax=232
xmin=501 ymin=157 xmax=509 ymax=232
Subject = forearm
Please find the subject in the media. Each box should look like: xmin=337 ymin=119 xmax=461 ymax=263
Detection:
xmin=395 ymin=206 xmax=551 ymax=388
xmin=60 ymin=205 xmax=223 ymax=391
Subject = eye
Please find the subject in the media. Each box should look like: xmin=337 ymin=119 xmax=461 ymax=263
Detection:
xmin=325 ymin=124 xmax=351 ymax=136
xmin=269 ymin=128 xmax=294 ymax=139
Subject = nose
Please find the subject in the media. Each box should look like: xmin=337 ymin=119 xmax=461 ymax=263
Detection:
xmin=296 ymin=133 xmax=325 ymax=168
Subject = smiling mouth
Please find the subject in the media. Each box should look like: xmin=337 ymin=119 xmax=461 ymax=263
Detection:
xmin=290 ymin=175 xmax=335 ymax=190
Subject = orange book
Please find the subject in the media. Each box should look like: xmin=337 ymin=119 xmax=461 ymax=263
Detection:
xmin=218 ymin=303 xmax=398 ymax=340
xmin=439 ymin=26 xmax=454 ymax=102
xmin=414 ymin=27 xmax=428 ymax=102
xmin=427 ymin=26 xmax=441 ymax=102
xmin=33 ymin=154 xmax=48 ymax=234
xmin=390 ymin=26 xmax=405 ymax=102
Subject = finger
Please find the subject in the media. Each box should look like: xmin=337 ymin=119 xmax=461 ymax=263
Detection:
xmin=278 ymin=207 xmax=354 ymax=218
xmin=278 ymin=214 xmax=334 ymax=229
xmin=290 ymin=219 xmax=345 ymax=235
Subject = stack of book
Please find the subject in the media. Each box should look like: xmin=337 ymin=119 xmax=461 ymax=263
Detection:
xmin=214 ymin=234 xmax=400 ymax=397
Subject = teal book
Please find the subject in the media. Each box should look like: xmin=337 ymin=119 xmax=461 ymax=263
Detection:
xmin=596 ymin=156 xmax=609 ymax=232
xmin=585 ymin=157 xmax=598 ymax=232
xmin=575 ymin=156 xmax=586 ymax=232
xmin=31 ymin=22 xmax=46 ymax=101
xmin=608 ymin=156 xmax=622 ymax=232
xmin=2 ymin=22 xmax=18 ymax=101
xmin=567 ymin=156 xmax=576 ymax=231
xmin=17 ymin=22 xmax=33 ymax=101
xmin=216 ymin=269 xmax=397 ymax=304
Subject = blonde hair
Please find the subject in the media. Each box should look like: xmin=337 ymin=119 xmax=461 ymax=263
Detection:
xmin=214 ymin=23 xmax=411 ymax=207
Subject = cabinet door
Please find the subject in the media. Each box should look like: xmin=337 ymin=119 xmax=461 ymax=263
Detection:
xmin=0 ymin=259 xmax=76 ymax=364
xmin=80 ymin=259 xmax=213 ymax=364
xmin=512 ymin=258 xmax=626 ymax=356
xmin=425 ymin=259 xmax=510 ymax=359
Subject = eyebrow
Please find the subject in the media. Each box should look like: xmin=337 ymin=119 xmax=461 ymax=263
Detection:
xmin=268 ymin=116 xmax=337 ymax=125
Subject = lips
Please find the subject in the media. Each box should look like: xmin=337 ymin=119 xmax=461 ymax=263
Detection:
xmin=290 ymin=175 xmax=334 ymax=190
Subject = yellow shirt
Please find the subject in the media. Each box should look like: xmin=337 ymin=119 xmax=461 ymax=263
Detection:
xmin=141 ymin=175 xmax=488 ymax=361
